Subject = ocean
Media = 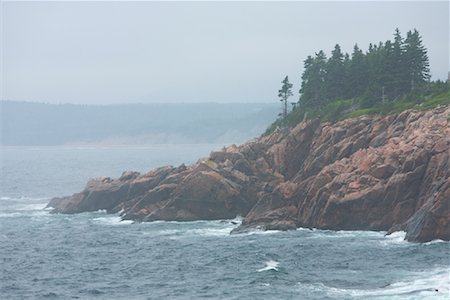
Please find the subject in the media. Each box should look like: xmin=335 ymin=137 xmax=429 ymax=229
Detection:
xmin=1 ymin=145 xmax=449 ymax=299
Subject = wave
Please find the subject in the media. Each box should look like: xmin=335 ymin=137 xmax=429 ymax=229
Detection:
xmin=378 ymin=231 xmax=410 ymax=247
xmin=257 ymin=260 xmax=280 ymax=272
xmin=148 ymin=216 xmax=243 ymax=226
xmin=303 ymin=228 xmax=385 ymax=239
xmin=92 ymin=216 xmax=133 ymax=226
xmin=297 ymin=268 xmax=449 ymax=299
xmin=299 ymin=228 xmax=423 ymax=247
xmin=142 ymin=224 xmax=236 ymax=238
xmin=156 ymin=227 xmax=233 ymax=238
xmin=0 ymin=196 xmax=51 ymax=218
xmin=0 ymin=210 xmax=50 ymax=218
xmin=349 ymin=268 xmax=449 ymax=299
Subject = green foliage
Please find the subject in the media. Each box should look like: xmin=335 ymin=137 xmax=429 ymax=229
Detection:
xmin=298 ymin=28 xmax=431 ymax=109
xmin=266 ymin=28 xmax=446 ymax=136
xmin=278 ymin=76 xmax=293 ymax=122
xmin=346 ymin=89 xmax=450 ymax=118
xmin=265 ymin=89 xmax=449 ymax=136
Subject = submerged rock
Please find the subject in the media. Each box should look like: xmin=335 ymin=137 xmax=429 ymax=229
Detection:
xmin=47 ymin=106 xmax=450 ymax=243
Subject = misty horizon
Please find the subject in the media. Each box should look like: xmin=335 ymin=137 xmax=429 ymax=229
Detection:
xmin=1 ymin=1 xmax=448 ymax=105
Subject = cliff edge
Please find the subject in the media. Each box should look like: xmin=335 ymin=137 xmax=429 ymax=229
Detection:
xmin=47 ymin=106 xmax=450 ymax=243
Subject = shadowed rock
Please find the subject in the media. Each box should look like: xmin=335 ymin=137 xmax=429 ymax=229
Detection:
xmin=47 ymin=106 xmax=450 ymax=243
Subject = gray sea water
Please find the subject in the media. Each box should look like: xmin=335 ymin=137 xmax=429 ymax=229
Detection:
xmin=1 ymin=145 xmax=449 ymax=299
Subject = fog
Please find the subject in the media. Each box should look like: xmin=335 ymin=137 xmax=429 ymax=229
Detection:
xmin=1 ymin=1 xmax=448 ymax=104
xmin=1 ymin=101 xmax=278 ymax=145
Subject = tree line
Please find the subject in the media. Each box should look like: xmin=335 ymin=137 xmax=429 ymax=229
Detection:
xmin=279 ymin=28 xmax=438 ymax=113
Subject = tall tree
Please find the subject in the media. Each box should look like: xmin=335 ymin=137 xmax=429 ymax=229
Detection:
xmin=342 ymin=52 xmax=352 ymax=99
xmin=325 ymin=44 xmax=345 ymax=101
xmin=404 ymin=29 xmax=430 ymax=92
xmin=278 ymin=76 xmax=293 ymax=121
xmin=299 ymin=51 xmax=327 ymax=109
xmin=391 ymin=28 xmax=408 ymax=96
xmin=348 ymin=43 xmax=369 ymax=98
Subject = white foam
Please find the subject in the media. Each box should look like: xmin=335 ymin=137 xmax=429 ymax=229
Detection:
xmin=257 ymin=260 xmax=280 ymax=272
xmin=0 ymin=210 xmax=50 ymax=218
xmin=305 ymin=229 xmax=384 ymax=240
xmin=92 ymin=216 xmax=133 ymax=225
xmin=379 ymin=231 xmax=408 ymax=247
xmin=189 ymin=227 xmax=233 ymax=237
xmin=0 ymin=196 xmax=49 ymax=202
xmin=144 ymin=226 xmax=233 ymax=238
xmin=423 ymin=239 xmax=447 ymax=245
xmin=299 ymin=268 xmax=450 ymax=299
xmin=0 ymin=196 xmax=50 ymax=214
xmin=348 ymin=269 xmax=449 ymax=298
xmin=0 ymin=212 xmax=22 ymax=218
xmin=16 ymin=203 xmax=48 ymax=211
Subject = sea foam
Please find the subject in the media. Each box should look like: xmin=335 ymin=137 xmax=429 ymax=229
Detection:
xmin=257 ymin=260 xmax=280 ymax=272
xmin=301 ymin=268 xmax=450 ymax=299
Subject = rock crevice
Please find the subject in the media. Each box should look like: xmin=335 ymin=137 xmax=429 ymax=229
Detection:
xmin=47 ymin=107 xmax=450 ymax=243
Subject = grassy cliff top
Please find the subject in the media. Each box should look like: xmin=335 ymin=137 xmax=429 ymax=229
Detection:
xmin=265 ymin=88 xmax=450 ymax=135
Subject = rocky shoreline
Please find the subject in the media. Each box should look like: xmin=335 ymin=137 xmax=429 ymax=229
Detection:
xmin=47 ymin=106 xmax=450 ymax=243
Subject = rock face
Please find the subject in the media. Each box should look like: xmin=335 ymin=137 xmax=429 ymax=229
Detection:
xmin=47 ymin=106 xmax=450 ymax=243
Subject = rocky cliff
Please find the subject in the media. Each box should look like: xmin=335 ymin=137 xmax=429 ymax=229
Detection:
xmin=47 ymin=106 xmax=450 ymax=243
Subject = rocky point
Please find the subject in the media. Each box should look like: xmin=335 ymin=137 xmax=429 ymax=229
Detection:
xmin=47 ymin=106 xmax=450 ymax=243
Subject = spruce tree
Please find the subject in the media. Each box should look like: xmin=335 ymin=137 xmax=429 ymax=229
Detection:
xmin=299 ymin=51 xmax=327 ymax=109
xmin=349 ymin=44 xmax=369 ymax=98
xmin=278 ymin=76 xmax=293 ymax=121
xmin=391 ymin=28 xmax=408 ymax=97
xmin=342 ymin=53 xmax=352 ymax=99
xmin=325 ymin=44 xmax=345 ymax=101
xmin=404 ymin=29 xmax=430 ymax=92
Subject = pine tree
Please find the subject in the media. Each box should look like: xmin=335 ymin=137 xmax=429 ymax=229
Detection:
xmin=299 ymin=51 xmax=327 ymax=109
xmin=391 ymin=28 xmax=408 ymax=97
xmin=380 ymin=40 xmax=395 ymax=100
xmin=365 ymin=42 xmax=384 ymax=103
xmin=342 ymin=52 xmax=352 ymax=99
xmin=278 ymin=76 xmax=293 ymax=121
xmin=404 ymin=29 xmax=430 ymax=92
xmin=348 ymin=44 xmax=369 ymax=98
xmin=325 ymin=44 xmax=345 ymax=101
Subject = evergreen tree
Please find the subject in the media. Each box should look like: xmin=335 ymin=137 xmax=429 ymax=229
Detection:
xmin=295 ymin=28 xmax=432 ymax=113
xmin=404 ymin=29 xmax=430 ymax=92
xmin=391 ymin=28 xmax=409 ymax=96
xmin=299 ymin=51 xmax=327 ymax=109
xmin=325 ymin=44 xmax=346 ymax=101
xmin=342 ymin=52 xmax=352 ymax=99
xmin=348 ymin=44 xmax=369 ymax=98
xmin=278 ymin=76 xmax=293 ymax=121
xmin=380 ymin=40 xmax=395 ymax=100
xmin=365 ymin=42 xmax=384 ymax=103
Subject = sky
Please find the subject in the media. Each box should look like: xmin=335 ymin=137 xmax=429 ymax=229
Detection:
xmin=1 ymin=1 xmax=449 ymax=104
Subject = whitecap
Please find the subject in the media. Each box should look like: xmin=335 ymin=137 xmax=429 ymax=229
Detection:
xmin=423 ymin=239 xmax=447 ymax=245
xmin=306 ymin=229 xmax=384 ymax=240
xmin=16 ymin=203 xmax=48 ymax=211
xmin=0 ymin=210 xmax=50 ymax=218
xmin=299 ymin=268 xmax=450 ymax=299
xmin=144 ymin=226 xmax=234 ymax=238
xmin=257 ymin=260 xmax=280 ymax=272
xmin=188 ymin=227 xmax=233 ymax=237
xmin=0 ymin=212 xmax=22 ymax=218
xmin=379 ymin=231 xmax=409 ymax=247
xmin=92 ymin=216 xmax=133 ymax=225
xmin=347 ymin=268 xmax=449 ymax=299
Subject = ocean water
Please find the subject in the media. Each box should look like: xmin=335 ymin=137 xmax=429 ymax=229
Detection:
xmin=1 ymin=145 xmax=449 ymax=300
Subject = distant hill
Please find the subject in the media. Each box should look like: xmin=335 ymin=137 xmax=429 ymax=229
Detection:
xmin=0 ymin=101 xmax=279 ymax=146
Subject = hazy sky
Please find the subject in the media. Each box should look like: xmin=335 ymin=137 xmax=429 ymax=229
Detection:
xmin=1 ymin=1 xmax=449 ymax=104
